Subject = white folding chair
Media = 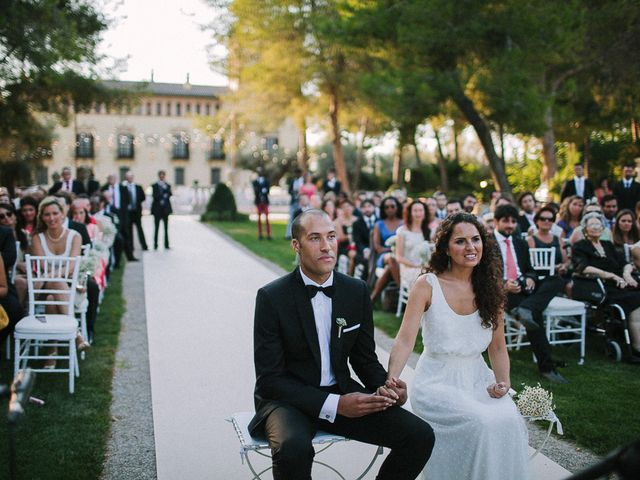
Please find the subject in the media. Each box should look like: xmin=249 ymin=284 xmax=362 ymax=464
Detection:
xmin=529 ymin=247 xmax=556 ymax=277
xmin=229 ymin=411 xmax=383 ymax=479
xmin=396 ymin=280 xmax=410 ymax=317
xmin=543 ymin=297 xmax=587 ymax=365
xmin=337 ymin=254 xmax=349 ymax=275
xmin=624 ymin=243 xmax=631 ymax=263
xmin=504 ymin=312 xmax=530 ymax=350
xmin=14 ymin=255 xmax=81 ymax=393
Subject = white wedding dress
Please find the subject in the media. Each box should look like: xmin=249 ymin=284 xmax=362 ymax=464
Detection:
xmin=410 ymin=273 xmax=529 ymax=480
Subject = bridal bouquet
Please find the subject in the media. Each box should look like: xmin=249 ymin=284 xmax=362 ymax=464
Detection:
xmin=416 ymin=241 xmax=433 ymax=265
xmin=515 ymin=383 xmax=555 ymax=419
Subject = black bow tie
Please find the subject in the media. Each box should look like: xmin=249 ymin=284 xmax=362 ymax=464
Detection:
xmin=306 ymin=285 xmax=334 ymax=299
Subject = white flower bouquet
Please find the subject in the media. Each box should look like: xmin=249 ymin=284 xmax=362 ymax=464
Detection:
xmin=515 ymin=383 xmax=555 ymax=419
xmin=416 ymin=241 xmax=433 ymax=264
xmin=384 ymin=235 xmax=397 ymax=252
xmin=79 ymin=254 xmax=99 ymax=276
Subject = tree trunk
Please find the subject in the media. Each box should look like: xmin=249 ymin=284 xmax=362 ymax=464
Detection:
xmin=632 ymin=117 xmax=639 ymax=144
xmin=434 ymin=128 xmax=450 ymax=193
xmin=392 ymin=140 xmax=402 ymax=186
xmin=451 ymin=87 xmax=510 ymax=194
xmin=329 ymin=91 xmax=349 ymax=193
xmin=452 ymin=121 xmax=460 ymax=163
xmin=541 ymin=105 xmax=557 ymax=185
xmin=296 ymin=118 xmax=308 ymax=173
xmin=499 ymin=123 xmax=505 ymax=161
xmin=353 ymin=115 xmax=368 ymax=192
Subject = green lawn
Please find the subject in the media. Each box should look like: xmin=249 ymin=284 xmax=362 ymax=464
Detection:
xmin=208 ymin=218 xmax=640 ymax=455
xmin=0 ymin=266 xmax=125 ymax=480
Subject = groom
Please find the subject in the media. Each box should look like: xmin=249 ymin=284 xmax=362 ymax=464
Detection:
xmin=249 ymin=209 xmax=434 ymax=479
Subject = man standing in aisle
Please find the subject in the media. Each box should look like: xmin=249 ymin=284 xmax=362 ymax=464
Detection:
xmin=101 ymin=173 xmax=136 ymax=263
xmin=151 ymin=170 xmax=172 ymax=250
xmin=124 ymin=171 xmax=148 ymax=252
xmin=612 ymin=162 xmax=640 ymax=211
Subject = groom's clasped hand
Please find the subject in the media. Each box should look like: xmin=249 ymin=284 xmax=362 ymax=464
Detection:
xmin=336 ymin=377 xmax=407 ymax=418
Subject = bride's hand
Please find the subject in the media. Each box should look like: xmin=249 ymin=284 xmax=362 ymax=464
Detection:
xmin=487 ymin=382 xmax=509 ymax=398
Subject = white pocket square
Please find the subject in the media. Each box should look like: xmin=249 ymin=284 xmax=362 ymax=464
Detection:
xmin=342 ymin=323 xmax=361 ymax=333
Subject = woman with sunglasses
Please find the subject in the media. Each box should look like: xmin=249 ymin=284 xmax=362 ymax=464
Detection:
xmin=527 ymin=206 xmax=569 ymax=277
xmin=0 ymin=203 xmax=30 ymax=308
xmin=370 ymin=196 xmax=403 ymax=302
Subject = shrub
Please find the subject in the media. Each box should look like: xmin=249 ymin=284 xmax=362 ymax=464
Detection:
xmin=201 ymin=183 xmax=247 ymax=222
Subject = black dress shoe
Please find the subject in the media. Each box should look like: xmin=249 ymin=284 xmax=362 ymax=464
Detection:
xmin=128 ymin=257 xmax=139 ymax=262
xmin=541 ymin=370 xmax=569 ymax=384
xmin=513 ymin=307 xmax=539 ymax=331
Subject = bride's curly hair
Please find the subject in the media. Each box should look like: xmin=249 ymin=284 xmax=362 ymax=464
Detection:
xmin=426 ymin=212 xmax=505 ymax=329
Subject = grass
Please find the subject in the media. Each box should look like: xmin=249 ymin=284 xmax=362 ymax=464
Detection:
xmin=0 ymin=266 xmax=125 ymax=480
xmin=208 ymin=218 xmax=640 ymax=455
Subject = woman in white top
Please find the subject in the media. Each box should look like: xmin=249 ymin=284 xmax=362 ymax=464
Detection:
xmin=396 ymin=200 xmax=431 ymax=287
xmin=31 ymin=197 xmax=86 ymax=364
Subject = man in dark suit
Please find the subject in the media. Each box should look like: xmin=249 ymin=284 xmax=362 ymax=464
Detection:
xmin=516 ymin=191 xmax=537 ymax=234
xmin=124 ymin=171 xmax=148 ymax=252
xmin=252 ymin=166 xmax=271 ymax=240
xmin=151 ymin=170 xmax=172 ymax=250
xmin=49 ymin=166 xmax=86 ymax=195
xmin=101 ymin=174 xmax=136 ymax=262
xmin=560 ymin=164 xmax=595 ymax=201
xmin=611 ymin=163 xmax=640 ymax=211
xmin=493 ymin=205 xmax=567 ymax=383
xmin=78 ymin=167 xmax=101 ymax=196
xmin=352 ymin=199 xmax=377 ymax=277
xmin=249 ymin=209 xmax=434 ymax=479
xmin=322 ymin=167 xmax=342 ymax=196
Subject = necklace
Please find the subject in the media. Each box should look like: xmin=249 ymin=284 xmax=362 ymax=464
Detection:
xmin=46 ymin=228 xmax=66 ymax=242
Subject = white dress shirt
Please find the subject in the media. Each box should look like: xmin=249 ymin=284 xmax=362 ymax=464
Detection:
xmin=494 ymin=231 xmax=523 ymax=280
xmin=299 ymin=268 xmax=340 ymax=423
xmin=573 ymin=176 xmax=585 ymax=198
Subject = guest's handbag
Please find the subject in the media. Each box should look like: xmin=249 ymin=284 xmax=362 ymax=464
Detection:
xmin=571 ymin=277 xmax=606 ymax=305
xmin=0 ymin=304 xmax=9 ymax=330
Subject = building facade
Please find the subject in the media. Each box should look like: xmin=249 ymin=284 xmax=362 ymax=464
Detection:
xmin=45 ymin=80 xmax=299 ymax=190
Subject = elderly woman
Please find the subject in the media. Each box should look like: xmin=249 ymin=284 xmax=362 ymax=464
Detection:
xmin=569 ymin=201 xmax=612 ymax=244
xmin=572 ymin=212 xmax=640 ymax=361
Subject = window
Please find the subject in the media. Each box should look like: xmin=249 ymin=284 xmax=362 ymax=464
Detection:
xmin=263 ymin=136 xmax=278 ymax=151
xmin=195 ymin=103 xmax=201 ymax=115
xmin=210 ymin=167 xmax=221 ymax=186
xmin=205 ymin=103 xmax=211 ymax=116
xmin=166 ymin=101 xmax=171 ymax=116
xmin=172 ymin=133 xmax=189 ymax=159
xmin=175 ymin=167 xmax=185 ymax=186
xmin=146 ymin=102 xmax=152 ymax=115
xmin=76 ymin=133 xmax=94 ymax=158
xmin=210 ymin=138 xmax=225 ymax=160
xmin=215 ymin=102 xmax=220 ymax=112
xmin=176 ymin=102 xmax=182 ymax=116
xmin=117 ymin=133 xmax=134 ymax=159
xmin=156 ymin=102 xmax=162 ymax=115
xmin=119 ymin=167 xmax=130 ymax=182
xmin=186 ymin=103 xmax=191 ymax=114
xmin=35 ymin=166 xmax=48 ymax=185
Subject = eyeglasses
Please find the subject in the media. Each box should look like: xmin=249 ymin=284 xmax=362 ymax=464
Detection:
xmin=538 ymin=217 xmax=554 ymax=222
xmin=0 ymin=212 xmax=14 ymax=220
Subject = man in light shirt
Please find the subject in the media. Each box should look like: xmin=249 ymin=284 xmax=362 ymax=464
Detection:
xmin=560 ymin=163 xmax=595 ymax=201
xmin=249 ymin=209 xmax=434 ymax=479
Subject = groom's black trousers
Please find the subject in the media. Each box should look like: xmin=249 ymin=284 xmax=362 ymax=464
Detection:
xmin=264 ymin=402 xmax=434 ymax=480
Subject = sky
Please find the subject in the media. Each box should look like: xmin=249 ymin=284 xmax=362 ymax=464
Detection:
xmin=98 ymin=0 xmax=228 ymax=86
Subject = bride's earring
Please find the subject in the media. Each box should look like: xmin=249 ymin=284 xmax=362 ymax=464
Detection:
xmin=447 ymin=255 xmax=451 ymax=270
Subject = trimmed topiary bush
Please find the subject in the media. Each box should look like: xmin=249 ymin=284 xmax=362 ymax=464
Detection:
xmin=201 ymin=183 xmax=248 ymax=222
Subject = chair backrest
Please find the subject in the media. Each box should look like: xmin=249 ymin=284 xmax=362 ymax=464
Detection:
xmin=10 ymin=241 xmax=19 ymax=284
xmin=81 ymin=244 xmax=92 ymax=257
xmin=25 ymin=254 xmax=81 ymax=316
xmin=529 ymin=247 xmax=556 ymax=276
xmin=337 ymin=254 xmax=349 ymax=274
xmin=624 ymin=243 xmax=631 ymax=263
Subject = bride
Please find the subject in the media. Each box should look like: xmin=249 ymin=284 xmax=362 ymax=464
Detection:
xmin=387 ymin=212 xmax=529 ymax=479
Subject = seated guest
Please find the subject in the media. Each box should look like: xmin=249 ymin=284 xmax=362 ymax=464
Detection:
xmin=569 ymin=201 xmax=612 ymax=244
xmin=424 ymin=197 xmax=441 ymax=237
xmin=0 ymin=203 xmax=29 ymax=308
xmin=334 ymin=199 xmax=358 ymax=275
xmin=493 ymin=205 xmax=567 ymax=383
xmin=572 ymin=213 xmax=640 ymax=361
xmin=0 ymin=223 xmax=22 ymax=344
xmin=612 ymin=209 xmax=640 ymax=258
xmin=557 ymin=195 xmax=584 ymax=239
xmin=370 ymin=196 xmax=403 ymax=302
xmin=395 ymin=200 xmax=430 ymax=288
xmin=321 ymin=197 xmax=337 ymax=221
xmin=446 ymin=198 xmax=463 ymax=217
xmin=0 ymin=187 xmax=11 ymax=204
xmin=461 ymin=193 xmax=477 ymax=214
xmin=71 ymin=199 xmax=100 ymax=241
xmin=527 ymin=206 xmax=569 ymax=278
xmin=17 ymin=195 xmax=38 ymax=238
xmin=601 ymin=194 xmax=618 ymax=231
xmin=31 ymin=196 xmax=88 ymax=364
xmin=351 ymin=199 xmax=377 ymax=275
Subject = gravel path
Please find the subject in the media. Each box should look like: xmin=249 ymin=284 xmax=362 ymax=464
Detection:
xmin=101 ymin=259 xmax=157 ymax=480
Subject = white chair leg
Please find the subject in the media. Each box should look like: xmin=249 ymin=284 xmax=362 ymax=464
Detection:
xmin=69 ymin=340 xmax=76 ymax=394
xmin=13 ymin=337 xmax=20 ymax=376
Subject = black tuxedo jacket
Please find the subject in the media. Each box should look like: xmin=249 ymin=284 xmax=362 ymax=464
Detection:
xmin=612 ymin=179 xmax=640 ymax=211
xmin=560 ymin=178 xmax=595 ymax=201
xmin=322 ymin=179 xmax=342 ymax=195
xmin=0 ymin=226 xmax=17 ymax=282
xmin=100 ymin=184 xmax=131 ymax=222
xmin=68 ymin=220 xmax=92 ymax=247
xmin=495 ymin=233 xmax=538 ymax=282
xmin=249 ymin=269 xmax=386 ymax=435
xmin=517 ymin=214 xmax=534 ymax=234
xmin=126 ymin=184 xmax=146 ymax=214
xmin=151 ymin=182 xmax=173 ymax=217
xmin=352 ymin=216 xmax=376 ymax=255
xmin=49 ymin=180 xmax=86 ymax=196
xmin=84 ymin=179 xmax=101 ymax=196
